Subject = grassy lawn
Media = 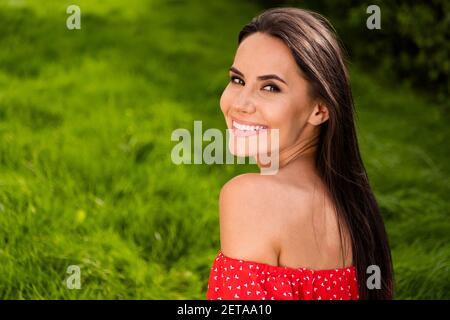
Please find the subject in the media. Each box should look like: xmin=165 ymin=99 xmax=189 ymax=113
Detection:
xmin=0 ymin=0 xmax=448 ymax=299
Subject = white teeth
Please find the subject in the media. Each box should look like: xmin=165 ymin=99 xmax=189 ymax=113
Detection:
xmin=232 ymin=120 xmax=266 ymax=131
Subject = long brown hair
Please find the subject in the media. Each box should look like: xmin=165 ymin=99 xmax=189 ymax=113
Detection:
xmin=238 ymin=7 xmax=394 ymax=299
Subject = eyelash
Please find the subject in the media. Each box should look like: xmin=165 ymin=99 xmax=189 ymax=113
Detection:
xmin=229 ymin=76 xmax=280 ymax=93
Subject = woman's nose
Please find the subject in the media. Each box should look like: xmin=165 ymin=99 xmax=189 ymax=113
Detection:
xmin=233 ymin=91 xmax=256 ymax=114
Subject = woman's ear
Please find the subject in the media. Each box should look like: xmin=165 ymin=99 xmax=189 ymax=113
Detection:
xmin=307 ymin=102 xmax=329 ymax=126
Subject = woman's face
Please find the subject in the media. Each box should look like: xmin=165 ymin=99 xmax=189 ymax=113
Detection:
xmin=220 ymin=32 xmax=320 ymax=159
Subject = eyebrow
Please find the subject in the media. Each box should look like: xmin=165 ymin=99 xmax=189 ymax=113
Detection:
xmin=229 ymin=66 xmax=287 ymax=85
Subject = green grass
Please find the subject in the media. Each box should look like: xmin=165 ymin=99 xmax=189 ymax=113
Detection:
xmin=0 ymin=0 xmax=448 ymax=299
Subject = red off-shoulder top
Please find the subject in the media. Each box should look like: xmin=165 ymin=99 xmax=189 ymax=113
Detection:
xmin=206 ymin=250 xmax=359 ymax=300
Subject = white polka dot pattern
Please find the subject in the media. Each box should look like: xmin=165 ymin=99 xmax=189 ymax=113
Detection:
xmin=206 ymin=251 xmax=360 ymax=300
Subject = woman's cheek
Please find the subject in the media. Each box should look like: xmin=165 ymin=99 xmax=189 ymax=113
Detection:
xmin=264 ymin=103 xmax=292 ymax=149
xmin=219 ymin=87 xmax=229 ymax=114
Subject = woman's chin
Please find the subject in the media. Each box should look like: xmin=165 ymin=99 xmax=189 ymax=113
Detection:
xmin=228 ymin=146 xmax=256 ymax=158
xmin=228 ymin=142 xmax=270 ymax=158
xmin=228 ymin=129 xmax=272 ymax=158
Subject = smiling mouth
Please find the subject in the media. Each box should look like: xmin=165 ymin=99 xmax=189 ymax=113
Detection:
xmin=231 ymin=119 xmax=268 ymax=137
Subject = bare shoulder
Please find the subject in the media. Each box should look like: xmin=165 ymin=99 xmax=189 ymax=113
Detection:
xmin=219 ymin=173 xmax=311 ymax=217
xmin=218 ymin=173 xmax=312 ymax=266
xmin=219 ymin=173 xmax=275 ymax=211
xmin=218 ymin=172 xmax=350 ymax=269
xmin=219 ymin=173 xmax=278 ymax=264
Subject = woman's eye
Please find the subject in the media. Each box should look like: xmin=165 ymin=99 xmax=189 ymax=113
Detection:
xmin=263 ymin=84 xmax=280 ymax=92
xmin=230 ymin=76 xmax=244 ymax=85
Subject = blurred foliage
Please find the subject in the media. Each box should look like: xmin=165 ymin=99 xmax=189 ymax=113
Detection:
xmin=257 ymin=0 xmax=450 ymax=103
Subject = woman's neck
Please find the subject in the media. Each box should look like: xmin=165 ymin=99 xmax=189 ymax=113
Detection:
xmin=256 ymin=132 xmax=319 ymax=176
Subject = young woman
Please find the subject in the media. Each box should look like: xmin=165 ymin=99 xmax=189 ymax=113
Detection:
xmin=206 ymin=7 xmax=394 ymax=300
